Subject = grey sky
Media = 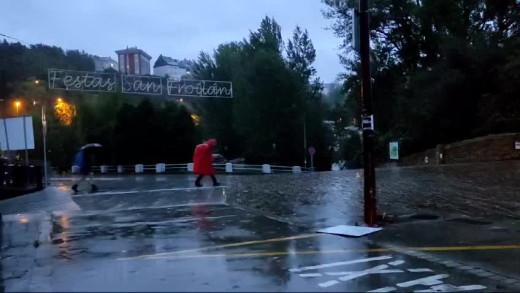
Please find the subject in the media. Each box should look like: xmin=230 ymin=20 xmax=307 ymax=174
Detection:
xmin=1 ymin=0 xmax=344 ymax=83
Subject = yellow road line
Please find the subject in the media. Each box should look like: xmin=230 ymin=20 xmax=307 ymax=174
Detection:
xmin=138 ymin=248 xmax=391 ymax=260
xmin=118 ymin=245 xmax=520 ymax=261
xmin=413 ymin=245 xmax=520 ymax=252
xmin=119 ymin=233 xmax=321 ymax=260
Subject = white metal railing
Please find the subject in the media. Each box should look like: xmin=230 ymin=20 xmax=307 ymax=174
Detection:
xmin=73 ymin=162 xmax=310 ymax=175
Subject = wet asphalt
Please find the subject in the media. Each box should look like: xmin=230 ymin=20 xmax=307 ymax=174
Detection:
xmin=1 ymin=168 xmax=520 ymax=292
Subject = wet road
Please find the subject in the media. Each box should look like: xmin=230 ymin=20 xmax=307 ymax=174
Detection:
xmin=2 ymin=163 xmax=520 ymax=292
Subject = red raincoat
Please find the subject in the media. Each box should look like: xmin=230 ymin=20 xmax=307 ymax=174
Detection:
xmin=193 ymin=139 xmax=216 ymax=175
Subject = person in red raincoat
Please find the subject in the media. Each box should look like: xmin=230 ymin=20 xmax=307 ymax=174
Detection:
xmin=193 ymin=139 xmax=220 ymax=187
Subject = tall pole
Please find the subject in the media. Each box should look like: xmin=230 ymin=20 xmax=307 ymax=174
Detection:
xmin=359 ymin=0 xmax=377 ymax=226
xmin=23 ymin=115 xmax=29 ymax=165
xmin=303 ymin=114 xmax=307 ymax=167
xmin=42 ymin=103 xmax=48 ymax=187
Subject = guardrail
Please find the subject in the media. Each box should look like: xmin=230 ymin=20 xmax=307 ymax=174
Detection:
xmin=72 ymin=163 xmax=309 ymax=175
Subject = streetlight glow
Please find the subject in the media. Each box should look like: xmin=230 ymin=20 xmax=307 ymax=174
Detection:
xmin=54 ymin=98 xmax=76 ymax=126
xmin=14 ymin=100 xmax=21 ymax=116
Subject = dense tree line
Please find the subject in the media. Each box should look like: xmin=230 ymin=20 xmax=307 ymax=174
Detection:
xmin=324 ymin=0 xmax=520 ymax=163
xmin=0 ymin=17 xmax=333 ymax=170
xmin=0 ymin=42 xmax=201 ymax=171
xmin=194 ymin=17 xmax=332 ymax=168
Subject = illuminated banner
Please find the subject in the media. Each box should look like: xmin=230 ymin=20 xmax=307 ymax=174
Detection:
xmin=167 ymin=79 xmax=233 ymax=98
xmin=121 ymin=75 xmax=163 ymax=95
xmin=48 ymin=69 xmax=117 ymax=92
xmin=47 ymin=69 xmax=232 ymax=98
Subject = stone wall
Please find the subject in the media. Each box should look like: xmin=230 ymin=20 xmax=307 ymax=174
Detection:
xmin=398 ymin=133 xmax=520 ymax=166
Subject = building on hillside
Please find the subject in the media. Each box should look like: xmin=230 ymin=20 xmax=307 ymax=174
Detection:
xmin=153 ymin=55 xmax=194 ymax=80
xmin=115 ymin=47 xmax=151 ymax=75
xmin=91 ymin=56 xmax=118 ymax=72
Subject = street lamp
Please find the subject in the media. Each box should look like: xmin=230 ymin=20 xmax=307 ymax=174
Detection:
xmin=33 ymin=80 xmax=49 ymax=187
xmin=14 ymin=101 xmax=21 ymax=116
xmin=13 ymin=100 xmax=28 ymax=164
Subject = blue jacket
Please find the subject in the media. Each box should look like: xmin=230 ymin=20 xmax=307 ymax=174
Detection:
xmin=74 ymin=150 xmax=87 ymax=168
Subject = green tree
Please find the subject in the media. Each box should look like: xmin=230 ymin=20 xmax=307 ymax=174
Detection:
xmin=323 ymin=0 xmax=520 ymax=161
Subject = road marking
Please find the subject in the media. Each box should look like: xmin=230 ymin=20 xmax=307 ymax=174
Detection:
xmin=337 ymin=265 xmax=404 ymax=281
xmin=408 ymin=268 xmax=434 ymax=273
xmin=148 ymin=186 xmax=227 ymax=192
xmin=389 ymin=260 xmax=405 ymax=266
xmin=293 ymin=255 xmax=487 ymax=291
xmin=397 ymin=274 xmax=449 ymax=287
xmin=73 ymin=190 xmax=139 ymax=197
xmin=73 ymin=186 xmax=227 ymax=197
xmin=299 ymin=273 xmax=322 ymax=278
xmin=318 ymin=280 xmax=340 ymax=288
xmin=51 ymin=177 xmax=123 ymax=181
xmin=118 ymin=233 xmax=320 ymax=260
xmin=414 ymin=284 xmax=487 ymax=292
xmin=368 ymin=286 xmax=396 ymax=292
xmin=289 ymin=256 xmax=393 ymax=273
xmin=118 ymin=244 xmax=520 ymax=261
xmin=134 ymin=249 xmax=388 ymax=260
xmin=411 ymin=245 xmax=520 ymax=252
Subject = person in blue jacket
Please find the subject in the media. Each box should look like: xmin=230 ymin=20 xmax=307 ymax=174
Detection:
xmin=72 ymin=144 xmax=101 ymax=193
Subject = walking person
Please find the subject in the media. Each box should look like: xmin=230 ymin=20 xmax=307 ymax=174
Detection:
xmin=71 ymin=143 xmax=101 ymax=193
xmin=193 ymin=139 xmax=220 ymax=187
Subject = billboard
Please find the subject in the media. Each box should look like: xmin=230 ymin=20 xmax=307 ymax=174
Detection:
xmin=0 ymin=116 xmax=35 ymax=151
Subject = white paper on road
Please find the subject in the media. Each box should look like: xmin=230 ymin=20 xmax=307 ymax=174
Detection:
xmin=317 ymin=225 xmax=382 ymax=237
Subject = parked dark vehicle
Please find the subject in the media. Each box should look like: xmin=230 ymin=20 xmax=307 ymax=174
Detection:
xmin=0 ymin=161 xmax=44 ymax=199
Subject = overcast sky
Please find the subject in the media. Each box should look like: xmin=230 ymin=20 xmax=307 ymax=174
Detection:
xmin=1 ymin=0 xmax=344 ymax=83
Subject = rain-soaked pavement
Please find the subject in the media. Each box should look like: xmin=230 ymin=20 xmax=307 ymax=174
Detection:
xmin=1 ymin=161 xmax=520 ymax=292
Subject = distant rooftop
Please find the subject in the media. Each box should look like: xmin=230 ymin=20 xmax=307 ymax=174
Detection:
xmin=115 ymin=47 xmax=151 ymax=59
xmin=91 ymin=55 xmax=117 ymax=63
xmin=154 ymin=55 xmax=193 ymax=70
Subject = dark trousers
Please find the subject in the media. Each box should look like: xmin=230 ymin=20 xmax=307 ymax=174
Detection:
xmin=195 ymin=175 xmax=218 ymax=186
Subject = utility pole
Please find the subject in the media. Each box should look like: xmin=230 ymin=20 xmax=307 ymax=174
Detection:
xmin=303 ymin=113 xmax=307 ymax=168
xmin=359 ymin=0 xmax=377 ymax=226
xmin=42 ymin=102 xmax=48 ymax=187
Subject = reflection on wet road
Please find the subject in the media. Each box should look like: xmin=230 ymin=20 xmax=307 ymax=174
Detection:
xmin=1 ymin=174 xmax=519 ymax=291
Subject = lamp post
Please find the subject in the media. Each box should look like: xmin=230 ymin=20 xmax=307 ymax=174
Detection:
xmin=34 ymin=80 xmax=49 ymax=187
xmin=14 ymin=101 xmax=29 ymax=165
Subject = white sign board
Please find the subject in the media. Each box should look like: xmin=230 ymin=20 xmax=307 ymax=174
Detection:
xmin=0 ymin=116 xmax=35 ymax=151
xmin=516 ymin=141 xmax=520 ymax=150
